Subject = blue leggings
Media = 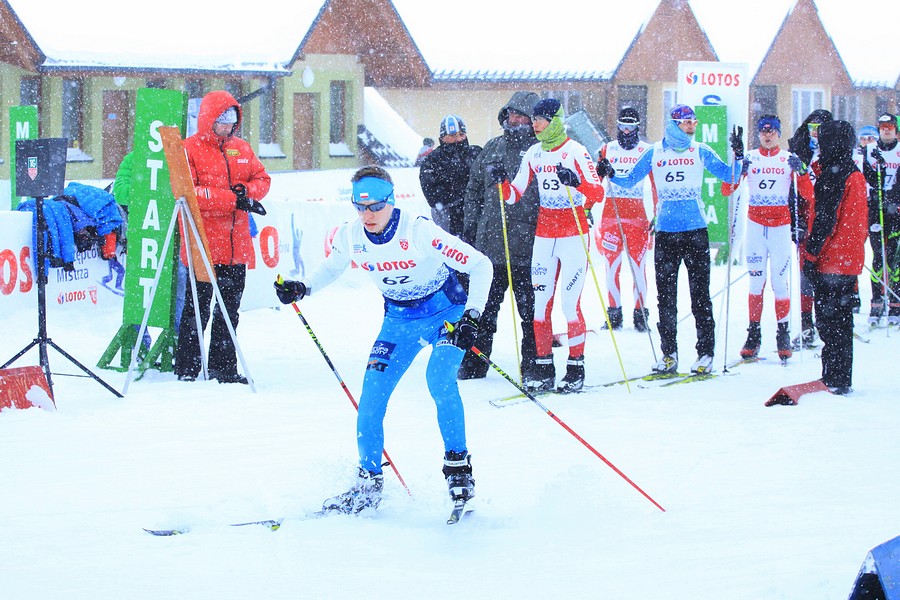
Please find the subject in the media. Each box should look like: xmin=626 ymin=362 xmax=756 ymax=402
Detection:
xmin=356 ymin=295 xmax=466 ymax=474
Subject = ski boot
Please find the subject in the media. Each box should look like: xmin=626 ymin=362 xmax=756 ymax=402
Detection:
xmin=601 ymin=306 xmax=623 ymax=331
xmin=868 ymin=302 xmax=884 ymax=327
xmin=691 ymin=354 xmax=714 ymax=374
xmin=776 ymin=321 xmax=792 ymax=361
xmin=526 ymin=355 xmax=555 ymax=392
xmin=556 ymin=355 xmax=585 ymax=393
xmin=322 ymin=468 xmax=384 ymax=514
xmin=740 ymin=322 xmax=761 ymax=359
xmin=633 ymin=308 xmax=650 ymax=332
xmin=443 ymin=451 xmax=475 ymax=501
xmin=652 ymin=352 xmax=678 ymax=374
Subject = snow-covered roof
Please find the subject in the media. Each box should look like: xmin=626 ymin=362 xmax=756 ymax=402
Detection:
xmin=7 ymin=0 xmax=324 ymax=73
xmin=7 ymin=0 xmax=899 ymax=85
xmin=360 ymin=87 xmax=423 ymax=165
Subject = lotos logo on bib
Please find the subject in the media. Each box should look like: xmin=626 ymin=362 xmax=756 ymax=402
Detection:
xmin=359 ymin=260 xmax=417 ymax=272
xmin=431 ymin=239 xmax=468 ymax=265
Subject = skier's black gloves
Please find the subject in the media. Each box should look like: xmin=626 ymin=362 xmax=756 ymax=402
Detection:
xmin=871 ymin=147 xmax=886 ymax=168
xmin=787 ymin=154 xmax=806 ymax=175
xmin=741 ymin=158 xmax=752 ymax=177
xmin=730 ymin=125 xmax=744 ymax=161
xmin=233 ymin=184 xmax=267 ymax=215
xmin=487 ymin=164 xmax=508 ymax=184
xmin=556 ymin=163 xmax=581 ymax=187
xmin=274 ymin=279 xmax=306 ymax=304
xmin=596 ymin=157 xmax=615 ymax=179
xmin=448 ymin=309 xmax=480 ymax=350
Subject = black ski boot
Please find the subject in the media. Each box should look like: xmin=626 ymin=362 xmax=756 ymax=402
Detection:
xmin=322 ymin=468 xmax=384 ymax=514
xmin=525 ymin=355 xmax=555 ymax=392
xmin=740 ymin=322 xmax=761 ymax=358
xmin=601 ymin=306 xmax=623 ymax=330
xmin=556 ymin=355 xmax=585 ymax=393
xmin=633 ymin=307 xmax=650 ymax=332
xmin=869 ymin=301 xmax=884 ymax=326
xmin=443 ymin=451 xmax=474 ymax=501
xmin=776 ymin=321 xmax=792 ymax=361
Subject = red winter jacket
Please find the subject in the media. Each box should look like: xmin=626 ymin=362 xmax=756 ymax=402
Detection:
xmin=803 ymin=170 xmax=868 ymax=275
xmin=180 ymin=90 xmax=271 ymax=266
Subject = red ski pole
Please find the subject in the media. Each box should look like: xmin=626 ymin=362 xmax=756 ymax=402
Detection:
xmin=279 ymin=276 xmax=411 ymax=496
xmin=447 ymin=322 xmax=665 ymax=512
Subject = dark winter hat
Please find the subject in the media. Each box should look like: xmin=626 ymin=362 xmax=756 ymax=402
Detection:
xmin=440 ymin=115 xmax=466 ymax=137
xmin=806 ymin=109 xmax=832 ymax=125
xmin=757 ymin=115 xmax=781 ymax=134
xmin=670 ymin=104 xmax=696 ymax=121
xmin=532 ymin=98 xmax=562 ymax=122
xmin=617 ymin=107 xmax=641 ymax=126
xmin=877 ymin=113 xmax=898 ymax=130
xmin=215 ymin=107 xmax=238 ymax=124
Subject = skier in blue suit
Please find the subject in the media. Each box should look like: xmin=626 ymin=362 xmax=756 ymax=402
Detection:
xmin=274 ymin=166 xmax=493 ymax=514
xmin=597 ymin=104 xmax=744 ymax=376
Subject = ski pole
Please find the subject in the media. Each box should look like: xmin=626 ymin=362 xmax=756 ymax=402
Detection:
xmin=610 ymin=196 xmax=657 ymax=363
xmin=445 ymin=322 xmax=665 ymax=512
xmin=277 ymin=275 xmax=411 ymax=496
xmin=877 ymin=166 xmax=890 ymax=335
xmin=497 ymin=181 xmax=522 ymax=379
xmin=564 ymin=185 xmax=632 ymax=391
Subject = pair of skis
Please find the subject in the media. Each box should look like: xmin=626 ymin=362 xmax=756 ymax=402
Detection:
xmin=144 ymin=502 xmax=473 ymax=536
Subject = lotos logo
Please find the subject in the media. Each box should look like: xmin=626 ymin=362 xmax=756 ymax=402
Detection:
xmin=751 ymin=167 xmax=786 ymax=175
xmin=359 ymin=259 xmax=417 ymax=272
xmin=56 ymin=287 xmax=95 ymax=305
xmin=685 ymin=71 xmax=742 ymax=87
xmin=612 ymin=156 xmax=639 ymax=165
xmin=431 ymin=239 xmax=469 ymax=265
xmin=658 ymin=158 xmax=694 ymax=167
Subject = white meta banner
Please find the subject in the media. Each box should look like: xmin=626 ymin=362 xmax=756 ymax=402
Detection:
xmin=677 ymin=61 xmax=750 ymax=147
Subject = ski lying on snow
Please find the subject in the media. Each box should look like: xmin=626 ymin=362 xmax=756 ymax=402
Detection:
xmin=143 ymin=518 xmax=286 ymax=536
xmin=489 ymin=384 xmax=604 ymax=408
xmin=656 ymin=371 xmax=718 ymax=387
xmin=601 ymin=371 xmax=690 ymax=387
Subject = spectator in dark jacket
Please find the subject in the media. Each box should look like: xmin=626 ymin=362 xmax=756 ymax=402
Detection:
xmin=459 ymin=91 xmax=541 ymax=381
xmin=419 ymin=115 xmax=482 ymax=237
xmin=801 ymin=120 xmax=868 ymax=394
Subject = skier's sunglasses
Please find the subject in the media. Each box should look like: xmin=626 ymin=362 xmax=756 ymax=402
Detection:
xmin=352 ymin=200 xmax=391 ymax=213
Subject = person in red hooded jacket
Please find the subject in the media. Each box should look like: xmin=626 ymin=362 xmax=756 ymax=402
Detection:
xmin=174 ymin=90 xmax=271 ymax=384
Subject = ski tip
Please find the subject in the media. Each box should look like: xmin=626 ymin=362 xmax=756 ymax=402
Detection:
xmin=143 ymin=527 xmax=188 ymax=536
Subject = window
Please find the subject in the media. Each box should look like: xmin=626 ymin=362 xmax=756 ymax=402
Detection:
xmin=792 ymin=88 xmax=825 ymax=132
xmin=329 ymin=81 xmax=353 ymax=156
xmin=259 ymin=81 xmax=276 ymax=144
xmin=224 ymin=80 xmax=242 ymax=102
xmin=20 ymin=77 xmax=41 ymax=106
xmin=751 ymin=85 xmax=777 ymax=128
xmin=184 ymin=79 xmax=204 ymax=101
xmin=540 ymin=90 xmax=583 ymax=116
xmin=61 ymin=78 xmax=83 ymax=149
xmin=145 ymin=78 xmax=167 ymax=89
xmin=875 ymin=96 xmax=891 ymax=119
xmin=617 ymin=85 xmax=648 ymax=128
xmin=832 ymin=95 xmax=859 ymax=127
xmin=329 ymin=81 xmax=346 ymax=144
xmin=663 ymin=89 xmax=678 ymax=117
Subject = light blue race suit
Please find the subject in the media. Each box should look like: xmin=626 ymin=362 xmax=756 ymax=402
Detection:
xmin=302 ymin=208 xmax=492 ymax=474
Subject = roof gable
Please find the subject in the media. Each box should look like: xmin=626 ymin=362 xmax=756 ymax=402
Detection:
xmin=293 ymin=0 xmax=430 ymax=87
xmin=753 ymin=0 xmax=852 ymax=90
xmin=614 ymin=0 xmax=717 ymax=81
xmin=0 ymin=0 xmax=43 ymax=71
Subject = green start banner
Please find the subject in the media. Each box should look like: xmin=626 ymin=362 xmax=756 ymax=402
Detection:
xmin=694 ymin=105 xmax=730 ymax=244
xmin=8 ymin=106 xmax=38 ymax=209
xmin=122 ymin=88 xmax=186 ymax=328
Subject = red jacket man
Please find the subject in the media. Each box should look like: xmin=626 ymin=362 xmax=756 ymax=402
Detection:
xmin=174 ymin=90 xmax=270 ymax=384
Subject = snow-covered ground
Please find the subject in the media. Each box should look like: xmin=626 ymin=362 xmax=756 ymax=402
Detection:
xmin=2 ymin=199 xmax=898 ymax=599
